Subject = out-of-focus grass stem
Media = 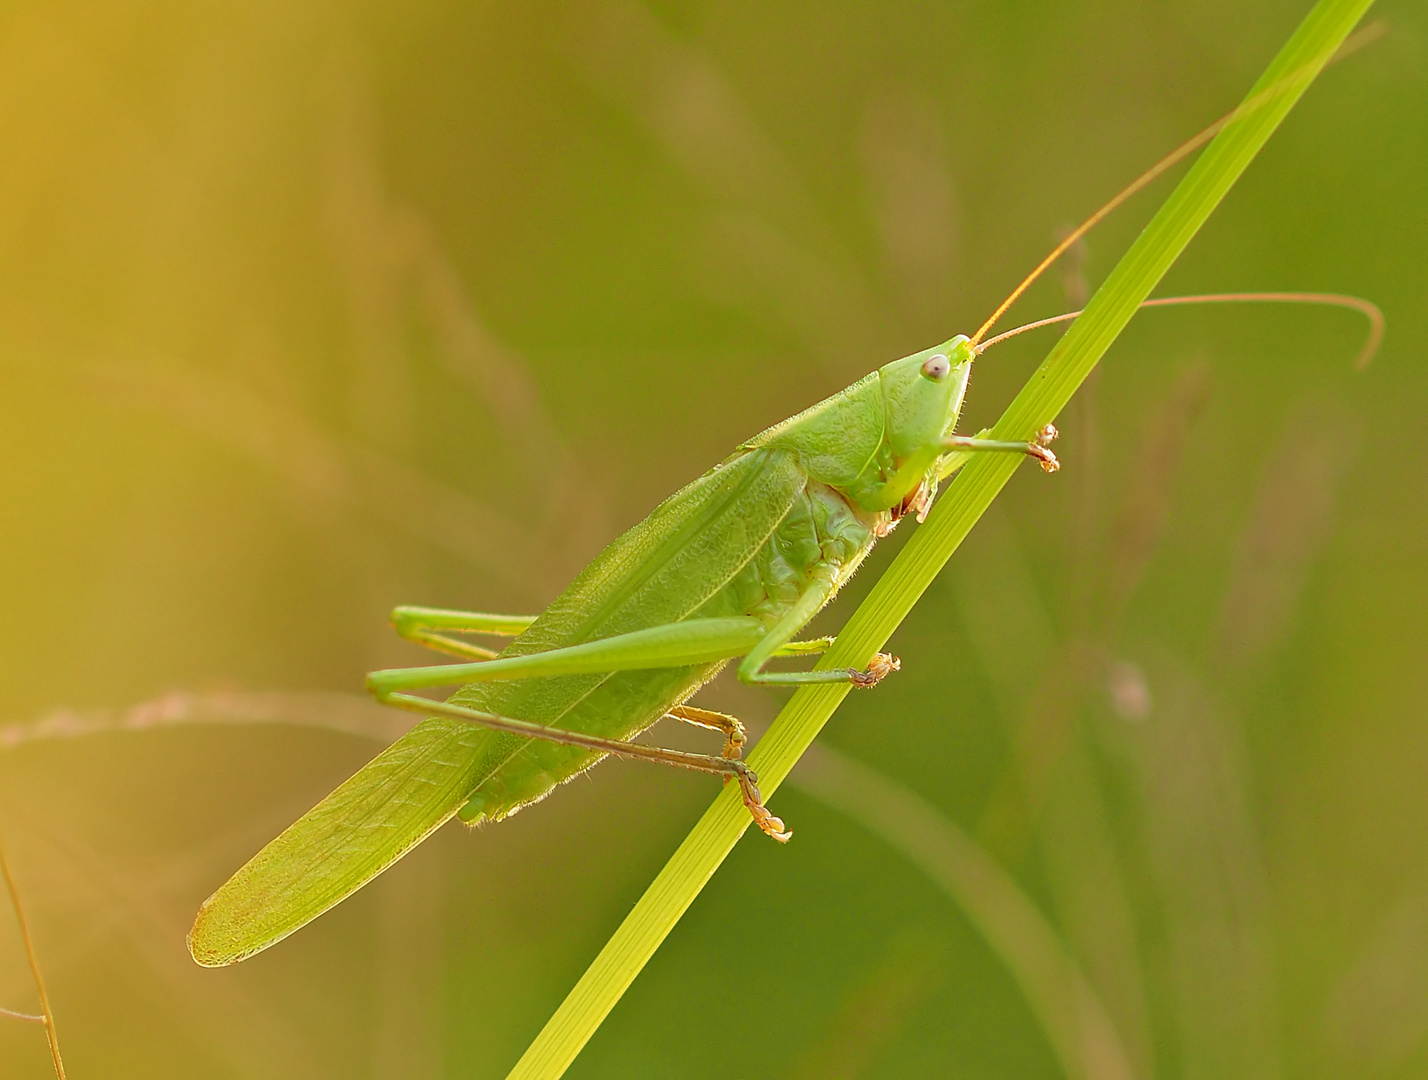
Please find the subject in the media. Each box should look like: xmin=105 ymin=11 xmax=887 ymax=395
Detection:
xmin=0 ymin=828 xmax=66 ymax=1079
xmin=791 ymin=747 xmax=1136 ymax=1080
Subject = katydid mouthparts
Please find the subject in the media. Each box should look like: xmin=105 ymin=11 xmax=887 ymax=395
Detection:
xmin=188 ymin=107 xmax=1381 ymax=971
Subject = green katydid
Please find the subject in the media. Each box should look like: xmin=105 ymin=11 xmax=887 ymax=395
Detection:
xmin=188 ymin=100 xmax=1381 ymax=969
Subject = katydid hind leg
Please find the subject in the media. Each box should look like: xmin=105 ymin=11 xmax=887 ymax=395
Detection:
xmin=379 ymin=692 xmax=791 ymax=842
xmin=664 ymin=705 xmax=799 ymax=840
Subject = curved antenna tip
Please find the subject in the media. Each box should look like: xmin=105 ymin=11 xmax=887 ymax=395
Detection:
xmin=975 ymin=292 xmax=1384 ymax=371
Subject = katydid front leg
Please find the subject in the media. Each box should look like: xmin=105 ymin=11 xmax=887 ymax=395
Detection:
xmin=944 ymin=424 xmax=1060 ymax=473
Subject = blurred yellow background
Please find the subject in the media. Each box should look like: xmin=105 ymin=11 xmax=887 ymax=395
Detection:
xmin=1 ymin=0 xmax=1425 ymax=1077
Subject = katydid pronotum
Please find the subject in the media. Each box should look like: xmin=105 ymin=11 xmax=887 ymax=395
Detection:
xmin=188 ymin=99 xmax=1381 ymax=970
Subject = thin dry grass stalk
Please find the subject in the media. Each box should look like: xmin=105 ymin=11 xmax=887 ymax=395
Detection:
xmin=0 ymin=829 xmax=65 ymax=1079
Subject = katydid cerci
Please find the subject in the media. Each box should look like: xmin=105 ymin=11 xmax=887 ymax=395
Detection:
xmin=188 ymin=104 xmax=1381 ymax=969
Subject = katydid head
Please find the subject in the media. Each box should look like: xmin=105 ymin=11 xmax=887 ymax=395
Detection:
xmin=879 ymin=335 xmax=975 ymax=459
xmin=855 ymin=334 xmax=975 ymax=513
xmin=748 ymin=67 xmax=1386 ymax=530
xmin=742 ymin=333 xmax=979 ymax=517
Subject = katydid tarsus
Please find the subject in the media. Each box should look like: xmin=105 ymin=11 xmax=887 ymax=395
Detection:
xmin=188 ymin=94 xmax=1382 ymax=970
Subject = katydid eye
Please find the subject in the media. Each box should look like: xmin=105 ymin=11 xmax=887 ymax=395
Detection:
xmin=922 ymin=353 xmax=951 ymax=380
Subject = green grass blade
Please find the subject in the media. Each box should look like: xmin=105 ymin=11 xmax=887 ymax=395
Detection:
xmin=506 ymin=1 xmax=1374 ymax=1075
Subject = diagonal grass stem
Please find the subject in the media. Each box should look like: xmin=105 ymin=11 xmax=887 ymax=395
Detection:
xmin=506 ymin=2 xmax=1375 ymax=1076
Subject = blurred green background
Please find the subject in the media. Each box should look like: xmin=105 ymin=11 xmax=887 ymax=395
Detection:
xmin=1 ymin=1 xmax=1424 ymax=1077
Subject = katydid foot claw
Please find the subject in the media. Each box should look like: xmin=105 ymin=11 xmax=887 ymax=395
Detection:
xmin=750 ymin=807 xmax=792 ymax=843
xmin=849 ymin=652 xmax=901 ymax=688
xmin=730 ymin=763 xmax=792 ymax=842
xmin=1031 ymin=425 xmax=1060 ymax=472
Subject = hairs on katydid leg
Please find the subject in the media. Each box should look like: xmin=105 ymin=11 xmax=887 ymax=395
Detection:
xmin=967 ymin=17 xmax=1389 ymax=349
xmin=975 ymin=292 xmax=1385 ymax=370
